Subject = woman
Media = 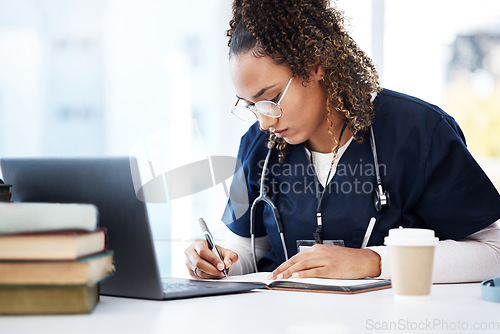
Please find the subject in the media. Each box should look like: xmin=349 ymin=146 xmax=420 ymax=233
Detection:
xmin=185 ymin=0 xmax=500 ymax=282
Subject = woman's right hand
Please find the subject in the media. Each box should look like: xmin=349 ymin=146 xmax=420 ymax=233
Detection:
xmin=184 ymin=239 xmax=239 ymax=279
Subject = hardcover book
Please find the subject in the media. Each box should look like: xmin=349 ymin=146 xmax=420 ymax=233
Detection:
xmin=0 ymin=202 xmax=98 ymax=234
xmin=0 ymin=228 xmax=108 ymax=260
xmin=0 ymin=283 xmax=99 ymax=315
xmin=0 ymin=251 xmax=114 ymax=285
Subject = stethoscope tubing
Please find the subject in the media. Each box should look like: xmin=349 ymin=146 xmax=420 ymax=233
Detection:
xmin=370 ymin=126 xmax=383 ymax=188
xmin=250 ymin=144 xmax=289 ymax=272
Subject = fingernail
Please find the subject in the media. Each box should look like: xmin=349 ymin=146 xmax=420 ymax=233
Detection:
xmin=277 ymin=273 xmax=283 ymax=280
xmin=217 ymin=263 xmax=224 ymax=271
xmin=291 ymin=272 xmax=299 ymax=278
xmin=226 ymin=260 xmax=232 ymax=267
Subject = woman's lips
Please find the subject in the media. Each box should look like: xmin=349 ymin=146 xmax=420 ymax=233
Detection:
xmin=273 ymin=129 xmax=287 ymax=138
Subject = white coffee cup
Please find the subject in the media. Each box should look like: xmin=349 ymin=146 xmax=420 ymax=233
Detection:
xmin=385 ymin=228 xmax=439 ymax=300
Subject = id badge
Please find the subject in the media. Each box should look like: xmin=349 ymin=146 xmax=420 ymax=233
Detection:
xmin=296 ymin=239 xmax=345 ymax=253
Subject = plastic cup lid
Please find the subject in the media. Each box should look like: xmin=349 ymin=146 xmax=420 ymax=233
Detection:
xmin=384 ymin=227 xmax=439 ymax=246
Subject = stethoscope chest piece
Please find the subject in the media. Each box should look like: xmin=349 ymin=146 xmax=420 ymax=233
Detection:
xmin=373 ymin=185 xmax=390 ymax=212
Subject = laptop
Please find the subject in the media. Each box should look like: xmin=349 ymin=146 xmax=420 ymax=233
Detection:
xmin=0 ymin=157 xmax=263 ymax=300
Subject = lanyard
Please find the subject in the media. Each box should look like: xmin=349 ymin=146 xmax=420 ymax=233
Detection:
xmin=307 ymin=122 xmax=347 ymax=244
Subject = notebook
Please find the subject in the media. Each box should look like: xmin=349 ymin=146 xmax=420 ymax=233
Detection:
xmin=0 ymin=157 xmax=263 ymax=300
xmin=221 ymin=272 xmax=391 ymax=294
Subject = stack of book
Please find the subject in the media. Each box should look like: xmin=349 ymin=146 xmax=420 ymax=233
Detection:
xmin=0 ymin=202 xmax=114 ymax=315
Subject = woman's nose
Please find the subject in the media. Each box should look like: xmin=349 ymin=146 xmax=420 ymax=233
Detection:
xmin=256 ymin=113 xmax=278 ymax=131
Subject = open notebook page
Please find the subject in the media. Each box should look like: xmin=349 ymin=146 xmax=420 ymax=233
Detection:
xmin=220 ymin=272 xmax=384 ymax=286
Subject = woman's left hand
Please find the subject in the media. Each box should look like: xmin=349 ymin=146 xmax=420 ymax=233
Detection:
xmin=268 ymin=245 xmax=381 ymax=280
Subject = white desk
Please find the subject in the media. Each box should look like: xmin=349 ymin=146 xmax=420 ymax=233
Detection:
xmin=1 ymin=283 xmax=499 ymax=334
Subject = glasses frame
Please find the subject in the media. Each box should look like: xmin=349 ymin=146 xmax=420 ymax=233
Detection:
xmin=231 ymin=76 xmax=294 ymax=121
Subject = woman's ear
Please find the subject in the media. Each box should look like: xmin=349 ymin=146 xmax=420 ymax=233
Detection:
xmin=311 ymin=62 xmax=326 ymax=82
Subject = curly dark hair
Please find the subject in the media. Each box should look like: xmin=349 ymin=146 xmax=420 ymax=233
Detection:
xmin=227 ymin=0 xmax=380 ymax=161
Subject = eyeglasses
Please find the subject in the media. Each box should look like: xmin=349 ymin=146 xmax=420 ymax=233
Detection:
xmin=231 ymin=77 xmax=294 ymax=122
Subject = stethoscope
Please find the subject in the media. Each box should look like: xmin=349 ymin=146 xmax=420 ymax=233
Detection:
xmin=249 ymin=142 xmax=288 ymax=271
xmin=249 ymin=124 xmax=390 ymax=272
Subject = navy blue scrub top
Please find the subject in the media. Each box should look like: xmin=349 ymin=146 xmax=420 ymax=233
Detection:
xmin=222 ymin=89 xmax=500 ymax=272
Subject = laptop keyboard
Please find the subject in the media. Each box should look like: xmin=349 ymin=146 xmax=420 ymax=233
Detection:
xmin=158 ymin=278 xmax=265 ymax=299
xmin=162 ymin=281 xmax=217 ymax=293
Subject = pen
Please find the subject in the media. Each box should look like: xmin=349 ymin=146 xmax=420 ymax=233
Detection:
xmin=361 ymin=217 xmax=376 ymax=249
xmin=198 ymin=218 xmax=228 ymax=277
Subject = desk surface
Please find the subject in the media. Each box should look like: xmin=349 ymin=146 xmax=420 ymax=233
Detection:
xmin=1 ymin=283 xmax=499 ymax=334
